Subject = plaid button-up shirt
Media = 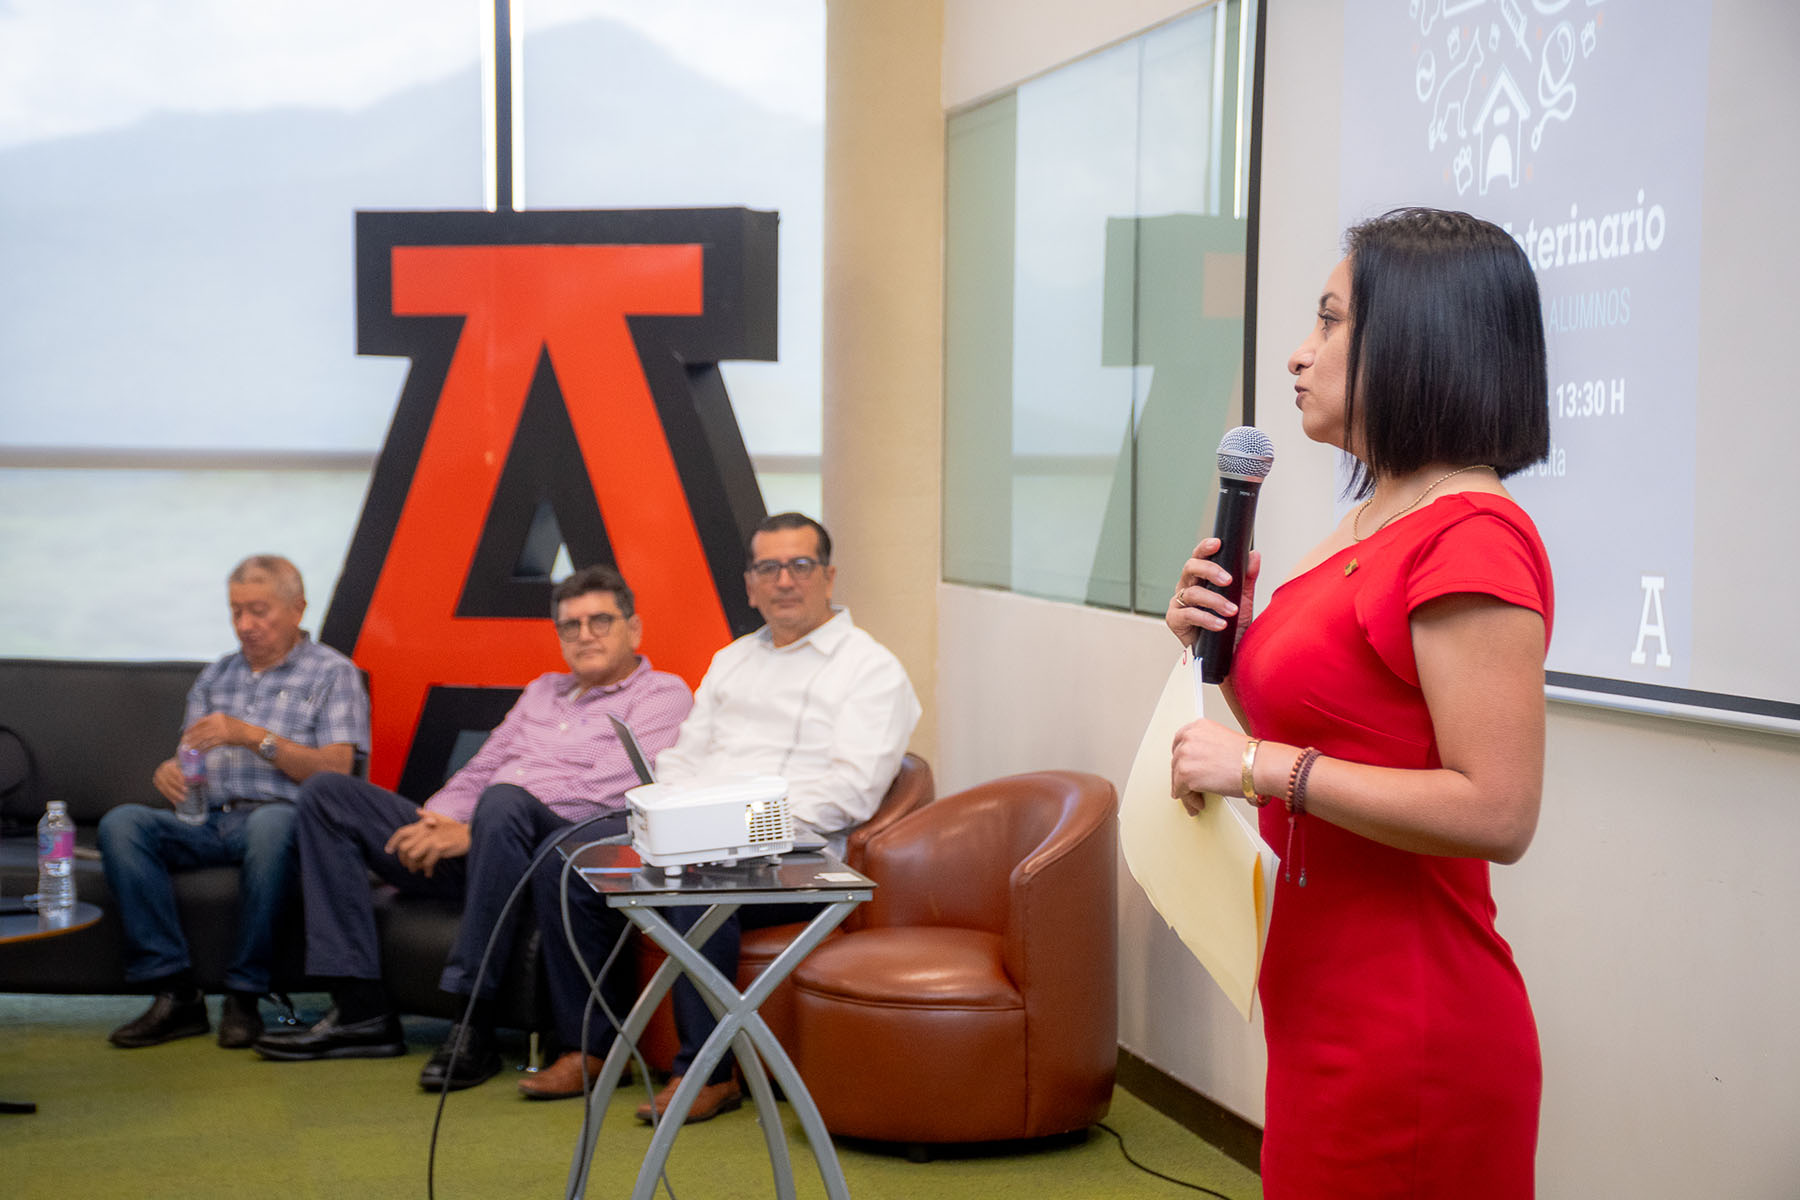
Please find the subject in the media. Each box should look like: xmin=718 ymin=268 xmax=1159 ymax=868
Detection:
xmin=182 ymin=633 xmax=369 ymax=804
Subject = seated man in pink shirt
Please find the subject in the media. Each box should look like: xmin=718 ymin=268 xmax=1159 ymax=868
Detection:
xmin=252 ymin=565 xmax=691 ymax=1091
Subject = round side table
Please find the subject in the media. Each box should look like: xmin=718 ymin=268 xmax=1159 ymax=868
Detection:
xmin=1 ymin=899 xmax=104 ymax=1113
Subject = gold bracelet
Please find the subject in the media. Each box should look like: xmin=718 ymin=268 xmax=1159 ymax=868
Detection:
xmin=1241 ymin=738 xmax=1263 ymax=807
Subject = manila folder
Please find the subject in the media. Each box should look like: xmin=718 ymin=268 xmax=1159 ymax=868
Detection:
xmin=1119 ymin=655 xmax=1276 ymax=1021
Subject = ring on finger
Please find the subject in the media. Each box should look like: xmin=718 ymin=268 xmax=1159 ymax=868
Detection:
xmin=1173 ymin=588 xmax=1185 ymax=607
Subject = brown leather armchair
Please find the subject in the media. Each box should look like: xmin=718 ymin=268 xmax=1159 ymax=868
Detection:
xmin=789 ymin=770 xmax=1118 ymax=1144
xmin=632 ymin=753 xmax=934 ymax=1072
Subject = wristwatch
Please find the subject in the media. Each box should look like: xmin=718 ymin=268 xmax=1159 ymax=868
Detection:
xmin=257 ymin=732 xmax=280 ymax=762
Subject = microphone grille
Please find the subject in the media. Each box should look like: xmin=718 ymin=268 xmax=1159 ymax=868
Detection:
xmin=1216 ymin=425 xmax=1275 ymax=480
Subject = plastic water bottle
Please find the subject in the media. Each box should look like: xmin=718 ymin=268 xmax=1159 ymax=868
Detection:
xmin=177 ymin=744 xmax=209 ymax=826
xmin=36 ymin=800 xmax=76 ymax=914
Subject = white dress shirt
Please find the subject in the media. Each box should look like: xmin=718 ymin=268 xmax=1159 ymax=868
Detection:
xmin=654 ymin=608 xmax=921 ymax=857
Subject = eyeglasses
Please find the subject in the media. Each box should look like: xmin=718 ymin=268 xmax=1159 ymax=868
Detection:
xmin=555 ymin=613 xmax=622 ymax=641
xmin=746 ymin=556 xmax=824 ymax=581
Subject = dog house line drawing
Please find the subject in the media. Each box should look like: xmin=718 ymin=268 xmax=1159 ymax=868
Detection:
xmin=1472 ymin=66 xmax=1532 ymax=194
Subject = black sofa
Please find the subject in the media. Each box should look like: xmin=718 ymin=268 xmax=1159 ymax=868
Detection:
xmin=0 ymin=657 xmax=544 ymax=1032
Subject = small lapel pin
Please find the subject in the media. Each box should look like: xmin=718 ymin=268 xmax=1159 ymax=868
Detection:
xmin=1343 ymin=558 xmax=1359 ymax=576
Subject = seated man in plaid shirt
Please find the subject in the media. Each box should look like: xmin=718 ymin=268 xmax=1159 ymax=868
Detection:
xmin=99 ymin=555 xmax=370 ymax=1052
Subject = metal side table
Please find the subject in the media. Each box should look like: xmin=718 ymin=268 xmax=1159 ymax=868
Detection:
xmin=557 ymin=843 xmax=871 ymax=1200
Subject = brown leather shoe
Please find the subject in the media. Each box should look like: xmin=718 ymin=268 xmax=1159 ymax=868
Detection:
xmin=517 ymin=1050 xmax=620 ymax=1100
xmin=634 ymin=1074 xmax=742 ymax=1124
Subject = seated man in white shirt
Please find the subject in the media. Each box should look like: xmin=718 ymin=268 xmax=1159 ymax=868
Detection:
xmin=629 ymin=512 xmax=920 ymax=1123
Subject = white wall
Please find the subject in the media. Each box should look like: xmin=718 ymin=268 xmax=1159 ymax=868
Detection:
xmin=942 ymin=0 xmax=1198 ymax=111
xmin=937 ymin=1 xmax=1800 ymax=1195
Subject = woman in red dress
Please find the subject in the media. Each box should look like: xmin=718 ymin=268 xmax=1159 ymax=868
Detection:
xmin=1167 ymin=208 xmax=1553 ymax=1198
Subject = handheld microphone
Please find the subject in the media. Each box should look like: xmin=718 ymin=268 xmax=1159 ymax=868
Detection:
xmin=1195 ymin=426 xmax=1275 ymax=684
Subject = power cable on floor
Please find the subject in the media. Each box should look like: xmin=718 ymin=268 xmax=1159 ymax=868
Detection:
xmin=1094 ymin=1121 xmax=1245 ymax=1199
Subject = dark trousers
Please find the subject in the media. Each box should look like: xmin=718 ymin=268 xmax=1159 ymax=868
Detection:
xmin=293 ymin=773 xmax=464 ymax=982
xmin=666 ymin=901 xmax=821 ymax=1084
xmin=533 ymin=819 xmax=635 ymax=1056
xmin=295 ymin=773 xmax=630 ymax=1043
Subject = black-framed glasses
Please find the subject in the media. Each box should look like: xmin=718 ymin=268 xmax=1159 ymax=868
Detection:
xmin=555 ymin=613 xmax=621 ymax=641
xmin=747 ymin=556 xmax=823 ymax=581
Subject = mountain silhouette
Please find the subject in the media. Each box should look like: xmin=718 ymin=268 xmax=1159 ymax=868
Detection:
xmin=0 ymin=16 xmax=820 ymax=454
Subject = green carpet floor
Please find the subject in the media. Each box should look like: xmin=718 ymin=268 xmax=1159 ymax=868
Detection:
xmin=1 ymin=993 xmax=1261 ymax=1200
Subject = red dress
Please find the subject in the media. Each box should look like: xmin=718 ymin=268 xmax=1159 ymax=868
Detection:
xmin=1232 ymin=493 xmax=1553 ymax=1199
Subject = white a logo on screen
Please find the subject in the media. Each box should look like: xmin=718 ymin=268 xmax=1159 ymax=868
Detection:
xmin=1412 ymin=0 xmax=1599 ymax=197
xmin=1631 ymin=574 xmax=1673 ymax=668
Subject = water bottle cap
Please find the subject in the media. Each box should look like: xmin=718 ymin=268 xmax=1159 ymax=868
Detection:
xmin=46 ymin=800 xmax=67 ymax=813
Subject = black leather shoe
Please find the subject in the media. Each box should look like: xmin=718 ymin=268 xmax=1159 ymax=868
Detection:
xmin=418 ymin=1022 xmax=502 ymax=1092
xmin=109 ymin=993 xmax=210 ymax=1048
xmin=108 ymin=993 xmax=210 ymax=1050
xmin=217 ymin=993 xmax=265 ymax=1049
xmin=251 ymin=1009 xmax=405 ymax=1061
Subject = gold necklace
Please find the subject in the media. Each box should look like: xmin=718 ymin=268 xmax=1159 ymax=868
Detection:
xmin=1352 ymin=464 xmax=1493 ymax=541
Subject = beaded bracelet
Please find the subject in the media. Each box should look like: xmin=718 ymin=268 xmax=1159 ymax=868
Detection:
xmin=1286 ymin=747 xmax=1321 ymax=816
xmin=1241 ymin=738 xmax=1264 ymax=807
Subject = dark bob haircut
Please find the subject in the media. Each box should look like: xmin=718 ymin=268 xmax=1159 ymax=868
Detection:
xmin=747 ymin=511 xmax=832 ymax=565
xmin=1342 ymin=207 xmax=1549 ymax=498
xmin=550 ymin=563 xmax=634 ymax=619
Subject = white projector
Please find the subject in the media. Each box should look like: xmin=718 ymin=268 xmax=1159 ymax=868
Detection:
xmin=626 ymin=774 xmax=794 ymax=871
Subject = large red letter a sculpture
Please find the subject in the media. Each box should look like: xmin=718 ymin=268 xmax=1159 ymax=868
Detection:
xmin=322 ymin=210 xmax=775 ymax=794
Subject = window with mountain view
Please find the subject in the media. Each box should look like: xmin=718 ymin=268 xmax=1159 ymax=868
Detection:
xmin=0 ymin=0 xmax=823 ymax=659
